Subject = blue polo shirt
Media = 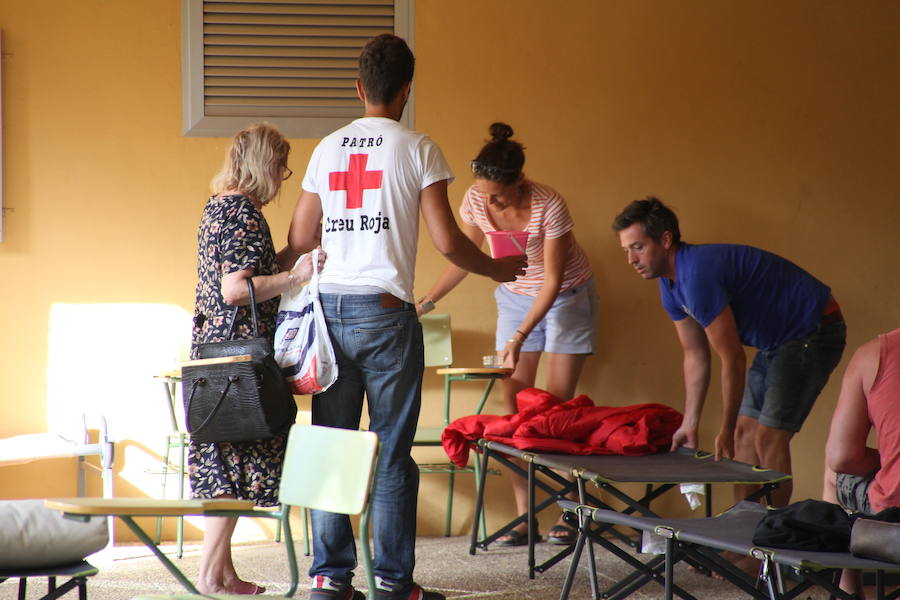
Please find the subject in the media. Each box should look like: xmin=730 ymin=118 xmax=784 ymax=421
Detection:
xmin=659 ymin=243 xmax=830 ymax=351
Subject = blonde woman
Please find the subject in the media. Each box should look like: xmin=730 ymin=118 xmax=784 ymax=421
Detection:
xmin=189 ymin=123 xmax=324 ymax=594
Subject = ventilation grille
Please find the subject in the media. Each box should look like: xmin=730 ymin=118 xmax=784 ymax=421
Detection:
xmin=202 ymin=0 xmax=394 ymax=118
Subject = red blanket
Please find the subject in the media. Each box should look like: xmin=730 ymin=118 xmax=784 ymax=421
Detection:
xmin=441 ymin=388 xmax=683 ymax=468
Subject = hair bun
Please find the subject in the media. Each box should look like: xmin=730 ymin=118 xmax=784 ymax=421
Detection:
xmin=489 ymin=122 xmax=514 ymax=142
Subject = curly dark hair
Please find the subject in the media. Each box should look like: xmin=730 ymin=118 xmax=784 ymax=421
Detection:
xmin=358 ymin=34 xmax=415 ymax=105
xmin=611 ymin=197 xmax=682 ymax=244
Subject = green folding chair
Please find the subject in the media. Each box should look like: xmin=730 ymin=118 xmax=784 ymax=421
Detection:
xmin=415 ymin=314 xmax=509 ymax=536
xmin=130 ymin=424 xmax=379 ymax=599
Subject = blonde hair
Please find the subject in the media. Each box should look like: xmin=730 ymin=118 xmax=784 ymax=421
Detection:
xmin=210 ymin=122 xmax=290 ymax=206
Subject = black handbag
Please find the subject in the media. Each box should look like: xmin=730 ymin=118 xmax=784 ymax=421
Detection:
xmin=181 ymin=279 xmax=297 ymax=443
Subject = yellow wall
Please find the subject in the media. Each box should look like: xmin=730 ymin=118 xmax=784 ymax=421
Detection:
xmin=1 ymin=0 xmax=898 ymax=540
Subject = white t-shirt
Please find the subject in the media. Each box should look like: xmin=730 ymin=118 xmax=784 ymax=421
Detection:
xmin=302 ymin=117 xmax=454 ymax=302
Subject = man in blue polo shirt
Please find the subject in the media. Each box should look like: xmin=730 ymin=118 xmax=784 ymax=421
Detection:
xmin=613 ymin=197 xmax=846 ymax=507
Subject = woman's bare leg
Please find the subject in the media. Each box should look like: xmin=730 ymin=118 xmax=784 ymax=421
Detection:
xmin=197 ymin=500 xmax=264 ymax=594
xmin=198 ymin=515 xmax=238 ymax=593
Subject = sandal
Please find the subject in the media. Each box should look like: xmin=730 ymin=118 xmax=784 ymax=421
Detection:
xmin=231 ymin=583 xmax=266 ymax=595
xmin=495 ymin=521 xmax=542 ymax=547
xmin=547 ymin=523 xmax=577 ymax=545
xmin=495 ymin=528 xmax=529 ymax=547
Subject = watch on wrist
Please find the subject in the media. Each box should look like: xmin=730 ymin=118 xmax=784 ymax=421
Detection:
xmin=418 ymin=297 xmax=435 ymax=314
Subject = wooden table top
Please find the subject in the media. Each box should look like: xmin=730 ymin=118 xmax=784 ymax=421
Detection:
xmin=45 ymin=497 xmax=256 ymax=516
xmin=435 ymin=367 xmax=512 ymax=376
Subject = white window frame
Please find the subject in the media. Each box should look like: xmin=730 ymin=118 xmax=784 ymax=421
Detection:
xmin=182 ymin=0 xmax=414 ymax=138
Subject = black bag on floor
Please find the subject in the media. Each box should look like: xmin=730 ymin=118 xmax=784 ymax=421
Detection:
xmin=752 ymin=499 xmax=851 ymax=552
xmin=182 ymin=279 xmax=297 ymax=443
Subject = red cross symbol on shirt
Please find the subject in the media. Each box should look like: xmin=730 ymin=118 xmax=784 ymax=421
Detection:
xmin=329 ymin=154 xmax=383 ymax=209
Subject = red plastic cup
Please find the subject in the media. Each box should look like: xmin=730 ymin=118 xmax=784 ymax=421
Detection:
xmin=486 ymin=230 xmax=529 ymax=258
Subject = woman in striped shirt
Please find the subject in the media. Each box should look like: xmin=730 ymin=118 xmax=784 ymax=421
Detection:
xmin=418 ymin=122 xmax=598 ymax=546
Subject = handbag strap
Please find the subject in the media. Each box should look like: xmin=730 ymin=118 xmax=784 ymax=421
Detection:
xmin=185 ymin=375 xmax=237 ymax=435
xmin=225 ymin=278 xmax=260 ymax=340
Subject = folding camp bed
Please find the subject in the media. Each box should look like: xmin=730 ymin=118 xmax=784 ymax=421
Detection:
xmin=0 ymin=499 xmax=109 ymax=600
xmin=0 ymin=418 xmax=114 ymax=599
xmin=0 ymin=560 xmax=99 ymax=600
xmin=0 ymin=415 xmax=114 ymax=499
xmin=559 ymin=499 xmax=900 ymax=600
xmin=469 ymin=440 xmax=790 ymax=580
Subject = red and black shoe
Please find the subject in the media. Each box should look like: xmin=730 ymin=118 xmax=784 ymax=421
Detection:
xmin=373 ymin=580 xmax=446 ymax=600
xmin=310 ymin=576 xmax=365 ymax=600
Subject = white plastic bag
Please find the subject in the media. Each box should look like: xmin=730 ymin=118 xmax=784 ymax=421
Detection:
xmin=680 ymin=482 xmax=706 ymax=511
xmin=273 ymin=249 xmax=338 ymax=395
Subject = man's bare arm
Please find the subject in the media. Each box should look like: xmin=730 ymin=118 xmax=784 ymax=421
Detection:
xmin=704 ymin=305 xmax=746 ymax=460
xmin=288 ymin=190 xmax=323 ymax=254
xmin=419 ymin=180 xmax=524 ymax=282
xmin=671 ymin=317 xmax=711 ymax=451
xmin=826 ymin=338 xmax=880 ymax=476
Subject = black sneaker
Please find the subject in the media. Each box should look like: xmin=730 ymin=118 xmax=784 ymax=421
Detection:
xmin=373 ymin=580 xmax=446 ymax=600
xmin=310 ymin=576 xmax=365 ymax=600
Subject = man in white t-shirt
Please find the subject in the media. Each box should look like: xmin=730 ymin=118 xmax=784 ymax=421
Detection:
xmin=289 ymin=34 xmax=525 ymax=600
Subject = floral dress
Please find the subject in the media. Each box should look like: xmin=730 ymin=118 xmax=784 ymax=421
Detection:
xmin=188 ymin=194 xmax=286 ymax=507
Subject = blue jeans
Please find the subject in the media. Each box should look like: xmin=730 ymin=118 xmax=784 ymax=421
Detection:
xmin=309 ymin=293 xmax=423 ymax=587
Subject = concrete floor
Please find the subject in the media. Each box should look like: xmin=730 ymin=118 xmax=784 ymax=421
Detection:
xmin=4 ymin=534 xmax=834 ymax=600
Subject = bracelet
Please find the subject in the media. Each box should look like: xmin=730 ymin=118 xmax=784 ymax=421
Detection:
xmin=287 ymin=271 xmax=296 ymax=291
xmin=516 ymin=329 xmax=527 ymax=339
xmin=507 ymin=337 xmax=523 ymax=345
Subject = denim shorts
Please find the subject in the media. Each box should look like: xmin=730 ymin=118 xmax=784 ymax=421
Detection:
xmin=836 ymin=472 xmax=873 ymax=514
xmin=739 ymin=320 xmax=846 ymax=432
xmin=494 ymin=278 xmax=597 ymax=354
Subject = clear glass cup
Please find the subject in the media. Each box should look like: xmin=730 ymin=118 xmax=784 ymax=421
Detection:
xmin=482 ymin=354 xmax=502 ymax=368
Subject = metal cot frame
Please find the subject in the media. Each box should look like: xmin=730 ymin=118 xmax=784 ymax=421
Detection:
xmin=560 ymin=499 xmax=900 ymax=600
xmin=469 ymin=440 xmax=790 ymax=584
